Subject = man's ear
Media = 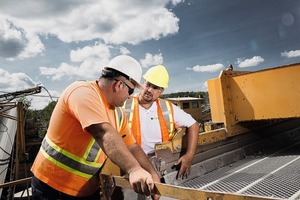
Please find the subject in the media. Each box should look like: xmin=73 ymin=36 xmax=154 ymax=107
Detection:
xmin=113 ymin=79 xmax=123 ymax=93
xmin=112 ymin=79 xmax=119 ymax=93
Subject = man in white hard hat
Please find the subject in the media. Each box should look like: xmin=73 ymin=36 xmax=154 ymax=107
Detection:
xmin=31 ymin=55 xmax=160 ymax=200
xmin=124 ymin=65 xmax=199 ymax=180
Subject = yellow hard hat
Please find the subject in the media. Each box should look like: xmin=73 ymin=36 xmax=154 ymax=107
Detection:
xmin=143 ymin=65 xmax=169 ymax=88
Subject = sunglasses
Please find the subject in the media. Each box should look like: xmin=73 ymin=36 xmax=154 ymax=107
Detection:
xmin=115 ymin=79 xmax=134 ymax=95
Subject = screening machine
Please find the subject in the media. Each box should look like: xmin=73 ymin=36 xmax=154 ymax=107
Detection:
xmin=101 ymin=63 xmax=300 ymax=200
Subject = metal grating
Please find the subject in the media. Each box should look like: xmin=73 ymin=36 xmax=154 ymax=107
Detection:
xmin=181 ymin=142 xmax=300 ymax=199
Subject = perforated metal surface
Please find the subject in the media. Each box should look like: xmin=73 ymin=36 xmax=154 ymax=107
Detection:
xmin=181 ymin=143 xmax=300 ymax=200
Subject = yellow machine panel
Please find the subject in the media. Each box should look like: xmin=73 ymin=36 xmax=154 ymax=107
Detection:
xmin=232 ymin=64 xmax=300 ymax=120
xmin=208 ymin=63 xmax=300 ymax=137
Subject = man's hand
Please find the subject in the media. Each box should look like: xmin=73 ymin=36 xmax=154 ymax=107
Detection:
xmin=150 ymin=173 xmax=160 ymax=200
xmin=128 ymin=143 xmax=161 ymax=199
xmin=174 ymin=153 xmax=194 ymax=179
xmin=174 ymin=122 xmax=199 ymax=179
xmin=128 ymin=168 xmax=154 ymax=197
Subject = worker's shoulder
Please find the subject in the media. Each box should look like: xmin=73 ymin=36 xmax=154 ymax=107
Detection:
xmin=66 ymin=80 xmax=94 ymax=90
xmin=62 ymin=80 xmax=96 ymax=96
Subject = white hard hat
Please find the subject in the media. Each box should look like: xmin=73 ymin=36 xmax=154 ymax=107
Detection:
xmin=107 ymin=55 xmax=142 ymax=88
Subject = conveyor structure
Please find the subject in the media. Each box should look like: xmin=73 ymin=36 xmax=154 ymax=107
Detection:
xmin=0 ymin=86 xmax=42 ymax=199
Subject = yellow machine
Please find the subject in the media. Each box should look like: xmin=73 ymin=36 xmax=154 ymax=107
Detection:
xmin=101 ymin=63 xmax=300 ymax=200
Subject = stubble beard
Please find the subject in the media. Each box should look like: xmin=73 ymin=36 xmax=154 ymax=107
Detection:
xmin=142 ymin=91 xmax=153 ymax=102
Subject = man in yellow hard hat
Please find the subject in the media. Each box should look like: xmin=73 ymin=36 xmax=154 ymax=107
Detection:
xmin=123 ymin=65 xmax=199 ymax=180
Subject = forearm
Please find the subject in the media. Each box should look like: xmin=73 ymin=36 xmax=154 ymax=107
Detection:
xmin=87 ymin=123 xmax=141 ymax=174
xmin=128 ymin=144 xmax=160 ymax=180
xmin=175 ymin=123 xmax=200 ymax=178
xmin=186 ymin=122 xmax=199 ymax=156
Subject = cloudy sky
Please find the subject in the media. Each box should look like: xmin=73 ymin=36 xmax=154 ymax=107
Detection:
xmin=0 ymin=0 xmax=300 ymax=109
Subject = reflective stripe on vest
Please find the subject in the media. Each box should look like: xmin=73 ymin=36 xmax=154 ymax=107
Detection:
xmin=115 ymin=106 xmax=124 ymax=132
xmin=40 ymin=81 xmax=125 ymax=179
xmin=123 ymin=96 xmax=175 ymax=144
xmin=123 ymin=96 xmax=135 ymax=128
xmin=158 ymin=99 xmax=175 ymax=135
xmin=41 ymin=135 xmax=102 ymax=178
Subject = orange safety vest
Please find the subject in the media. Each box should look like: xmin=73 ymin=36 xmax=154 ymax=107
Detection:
xmin=31 ymin=82 xmax=125 ymax=196
xmin=40 ymin=106 xmax=123 ymax=175
xmin=123 ymin=94 xmax=175 ymax=146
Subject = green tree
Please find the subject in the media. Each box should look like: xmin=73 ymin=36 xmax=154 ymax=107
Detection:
xmin=25 ymin=101 xmax=57 ymax=139
xmin=17 ymin=96 xmax=32 ymax=109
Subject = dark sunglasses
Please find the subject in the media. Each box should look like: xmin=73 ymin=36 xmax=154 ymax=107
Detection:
xmin=115 ymin=79 xmax=134 ymax=95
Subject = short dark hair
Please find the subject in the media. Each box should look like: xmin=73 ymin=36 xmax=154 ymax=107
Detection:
xmin=101 ymin=67 xmax=129 ymax=80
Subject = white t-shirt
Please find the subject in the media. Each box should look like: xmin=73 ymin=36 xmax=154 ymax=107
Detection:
xmin=139 ymin=101 xmax=196 ymax=155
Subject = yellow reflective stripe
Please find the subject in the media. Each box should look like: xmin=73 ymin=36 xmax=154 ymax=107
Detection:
xmin=115 ymin=109 xmax=120 ymax=132
xmin=123 ymin=98 xmax=134 ymax=128
xmin=84 ymin=140 xmax=102 ymax=162
xmin=45 ymin=136 xmax=102 ymax=168
xmin=40 ymin=147 xmax=92 ymax=179
xmin=95 ymin=148 xmax=102 ymax=162
xmin=83 ymin=139 xmax=95 ymax=160
xmin=46 ymin=136 xmax=76 ymax=161
xmin=116 ymin=107 xmax=124 ymax=131
xmin=166 ymin=101 xmax=175 ymax=133
xmin=115 ymin=109 xmax=120 ymax=131
xmin=159 ymin=99 xmax=174 ymax=134
xmin=128 ymin=99 xmax=135 ymax=128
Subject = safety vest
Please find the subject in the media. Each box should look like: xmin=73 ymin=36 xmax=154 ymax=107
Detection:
xmin=123 ymin=94 xmax=175 ymax=145
xmin=32 ymin=81 xmax=125 ymax=196
xmin=40 ymin=106 xmax=124 ymax=178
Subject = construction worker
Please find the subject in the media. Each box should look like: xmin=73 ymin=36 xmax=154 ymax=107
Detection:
xmin=30 ymin=55 xmax=160 ymax=200
xmin=123 ymin=65 xmax=200 ymax=180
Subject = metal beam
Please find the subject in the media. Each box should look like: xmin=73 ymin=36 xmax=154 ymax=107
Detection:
xmin=100 ymin=174 xmax=278 ymax=200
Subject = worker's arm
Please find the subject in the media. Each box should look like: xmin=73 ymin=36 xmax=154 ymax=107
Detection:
xmin=175 ymin=122 xmax=199 ymax=179
xmin=128 ymin=143 xmax=161 ymax=182
xmin=87 ymin=122 xmax=154 ymax=196
xmin=128 ymin=143 xmax=161 ymax=200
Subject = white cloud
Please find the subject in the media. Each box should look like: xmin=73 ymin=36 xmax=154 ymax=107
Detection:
xmin=41 ymin=43 xmax=114 ymax=81
xmin=0 ymin=68 xmax=37 ymax=91
xmin=281 ymin=50 xmax=300 ymax=58
xmin=105 ymin=7 xmax=179 ymax=45
xmin=0 ymin=1 xmax=179 ymax=46
xmin=42 ymin=43 xmax=163 ymax=81
xmin=187 ymin=63 xmax=224 ymax=73
xmin=70 ymin=43 xmax=110 ymax=62
xmin=119 ymin=46 xmax=131 ymax=55
xmin=236 ymin=56 xmax=264 ymax=68
xmin=40 ymin=60 xmax=105 ymax=81
xmin=171 ymin=0 xmax=185 ymax=6
xmin=202 ymin=81 xmax=208 ymax=91
xmin=0 ymin=19 xmax=44 ymax=60
xmin=140 ymin=53 xmax=164 ymax=68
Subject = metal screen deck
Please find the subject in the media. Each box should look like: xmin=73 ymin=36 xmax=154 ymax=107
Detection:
xmin=181 ymin=142 xmax=300 ymax=200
